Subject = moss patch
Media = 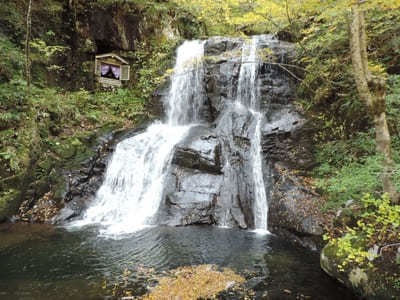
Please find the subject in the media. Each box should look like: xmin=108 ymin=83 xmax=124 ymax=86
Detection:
xmin=321 ymin=242 xmax=400 ymax=300
xmin=140 ymin=265 xmax=245 ymax=300
xmin=0 ymin=189 xmax=21 ymax=222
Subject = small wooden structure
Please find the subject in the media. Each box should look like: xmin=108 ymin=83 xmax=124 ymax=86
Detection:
xmin=94 ymin=53 xmax=130 ymax=88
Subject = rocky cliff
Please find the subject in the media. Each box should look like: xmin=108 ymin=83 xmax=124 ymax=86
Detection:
xmin=56 ymin=36 xmax=325 ymax=244
xmin=0 ymin=0 xmax=200 ymax=222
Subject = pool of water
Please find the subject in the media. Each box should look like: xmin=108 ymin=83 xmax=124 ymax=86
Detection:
xmin=0 ymin=224 xmax=356 ymax=300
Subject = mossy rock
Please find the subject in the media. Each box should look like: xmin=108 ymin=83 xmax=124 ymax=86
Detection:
xmin=54 ymin=137 xmax=88 ymax=160
xmin=0 ymin=189 xmax=21 ymax=222
xmin=53 ymin=180 xmax=66 ymax=202
xmin=54 ymin=144 xmax=76 ymax=159
xmin=321 ymin=242 xmax=400 ymax=300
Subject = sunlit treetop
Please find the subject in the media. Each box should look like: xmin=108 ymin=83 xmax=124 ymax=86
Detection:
xmin=172 ymin=0 xmax=400 ymax=35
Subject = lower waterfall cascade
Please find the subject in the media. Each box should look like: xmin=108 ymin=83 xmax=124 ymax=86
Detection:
xmin=72 ymin=40 xmax=206 ymax=235
xmin=70 ymin=35 xmax=295 ymax=236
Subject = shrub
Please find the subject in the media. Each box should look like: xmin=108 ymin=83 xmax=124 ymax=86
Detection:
xmin=325 ymin=193 xmax=400 ymax=271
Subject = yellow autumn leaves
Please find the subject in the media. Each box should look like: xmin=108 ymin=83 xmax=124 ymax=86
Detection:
xmin=172 ymin=0 xmax=400 ymax=36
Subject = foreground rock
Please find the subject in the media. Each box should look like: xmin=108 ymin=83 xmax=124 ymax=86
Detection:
xmin=140 ymin=265 xmax=245 ymax=300
xmin=321 ymin=242 xmax=400 ymax=300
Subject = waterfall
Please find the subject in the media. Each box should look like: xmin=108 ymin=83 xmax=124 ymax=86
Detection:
xmin=70 ymin=36 xmax=271 ymax=235
xmin=166 ymin=41 xmax=205 ymax=125
xmin=236 ymin=36 xmax=269 ymax=233
xmin=237 ymin=37 xmax=259 ymax=109
xmin=72 ymin=41 xmax=205 ymax=235
xmin=251 ymin=112 xmax=269 ymax=232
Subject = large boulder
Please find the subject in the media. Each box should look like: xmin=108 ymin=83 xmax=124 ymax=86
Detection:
xmin=263 ymin=114 xmax=324 ymax=237
xmin=156 ymin=125 xmax=251 ymax=229
xmin=321 ymin=242 xmax=400 ymax=299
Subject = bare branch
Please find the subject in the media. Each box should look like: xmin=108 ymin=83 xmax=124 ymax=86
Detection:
xmin=379 ymin=243 xmax=400 ymax=256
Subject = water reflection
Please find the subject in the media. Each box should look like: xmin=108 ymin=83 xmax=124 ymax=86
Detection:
xmin=0 ymin=224 xmax=355 ymax=300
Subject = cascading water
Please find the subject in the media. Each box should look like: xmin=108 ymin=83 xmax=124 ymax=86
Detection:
xmin=236 ymin=36 xmax=269 ymax=233
xmin=71 ymin=36 xmax=271 ymax=235
xmin=250 ymin=112 xmax=268 ymax=232
xmin=72 ymin=40 xmax=205 ymax=235
xmin=166 ymin=42 xmax=205 ymax=125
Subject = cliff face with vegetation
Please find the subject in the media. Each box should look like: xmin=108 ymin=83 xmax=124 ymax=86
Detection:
xmin=0 ymin=0 xmax=202 ymax=222
xmin=1 ymin=0 xmax=400 ymax=298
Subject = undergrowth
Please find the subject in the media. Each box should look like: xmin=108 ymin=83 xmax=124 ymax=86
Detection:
xmin=324 ymin=193 xmax=400 ymax=271
xmin=312 ymin=75 xmax=400 ymax=210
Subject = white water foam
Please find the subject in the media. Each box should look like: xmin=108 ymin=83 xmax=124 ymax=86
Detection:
xmin=70 ymin=41 xmax=205 ymax=235
xmin=72 ymin=123 xmax=191 ymax=235
xmin=70 ymin=37 xmax=270 ymax=235
xmin=236 ymin=36 xmax=269 ymax=234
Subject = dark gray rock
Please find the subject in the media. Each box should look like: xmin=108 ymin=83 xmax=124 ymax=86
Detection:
xmin=156 ymin=123 xmax=250 ymax=228
xmin=173 ymin=126 xmax=222 ymax=174
xmin=56 ymin=35 xmax=326 ymax=243
xmin=52 ymin=126 xmax=150 ymax=224
xmin=52 ymin=206 xmax=76 ymax=223
xmin=268 ymin=162 xmax=324 ymax=236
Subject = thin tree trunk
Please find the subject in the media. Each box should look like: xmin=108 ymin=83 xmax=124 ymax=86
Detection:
xmin=349 ymin=5 xmax=399 ymax=203
xmin=25 ymin=0 xmax=32 ymax=95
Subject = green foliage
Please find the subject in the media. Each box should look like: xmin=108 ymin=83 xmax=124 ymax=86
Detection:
xmin=0 ymin=2 xmax=25 ymax=42
xmin=30 ymin=38 xmax=70 ymax=74
xmin=297 ymin=15 xmax=366 ymax=140
xmin=127 ymin=38 xmax=178 ymax=102
xmin=316 ymin=156 xmax=384 ymax=208
xmin=297 ymin=7 xmax=400 ymax=140
xmin=0 ymin=36 xmax=24 ymax=83
xmin=313 ymin=131 xmax=377 ymax=207
xmin=172 ymin=0 xmax=290 ymax=35
xmin=95 ymin=89 xmax=145 ymax=120
xmin=312 ymin=73 xmax=400 ymax=209
xmin=386 ymin=75 xmax=400 ymax=149
xmin=0 ymin=188 xmax=21 ymax=220
xmin=0 ymin=82 xmax=146 ymax=193
xmin=394 ymin=278 xmax=400 ymax=289
xmin=325 ymin=194 xmax=400 ymax=271
xmin=314 ymin=131 xmax=376 ymax=170
xmin=314 ymin=133 xmax=400 ymax=209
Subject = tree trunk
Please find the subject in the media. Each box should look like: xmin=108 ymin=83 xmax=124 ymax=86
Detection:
xmin=25 ymin=0 xmax=32 ymax=95
xmin=349 ymin=5 xmax=399 ymax=203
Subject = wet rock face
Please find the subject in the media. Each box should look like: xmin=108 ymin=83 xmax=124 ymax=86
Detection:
xmin=53 ymin=125 xmax=150 ymax=224
xmin=157 ymin=123 xmax=254 ymax=229
xmin=52 ymin=132 xmax=116 ymax=223
xmin=155 ymin=36 xmax=323 ymax=236
xmin=56 ymin=36 xmax=323 ymax=239
xmin=172 ymin=126 xmax=222 ymax=175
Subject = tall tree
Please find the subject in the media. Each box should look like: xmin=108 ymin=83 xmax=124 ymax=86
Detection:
xmin=349 ymin=2 xmax=399 ymax=203
xmin=25 ymin=0 xmax=32 ymax=95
